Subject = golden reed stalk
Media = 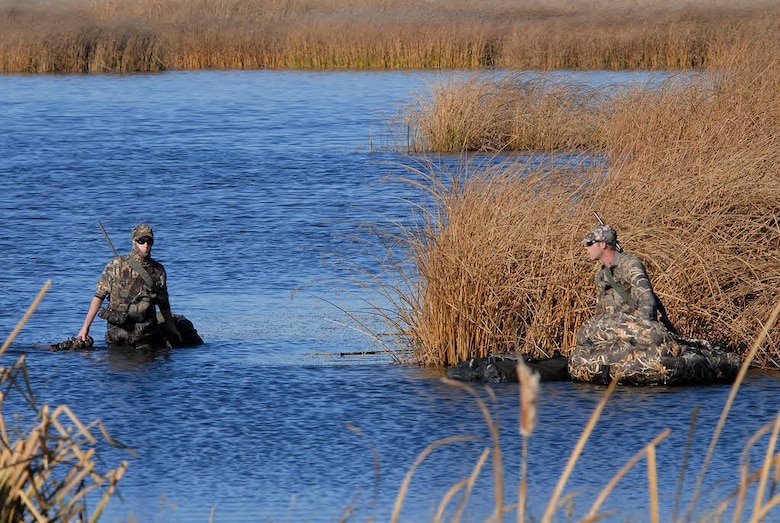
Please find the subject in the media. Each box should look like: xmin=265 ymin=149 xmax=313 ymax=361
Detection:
xmin=387 ymin=325 xmax=779 ymax=522
xmin=391 ymin=365 xmax=777 ymax=521
xmin=0 ymin=282 xmax=128 ymax=521
xmin=0 ymin=0 xmax=778 ymax=73
xmin=516 ymin=359 xmax=539 ymax=523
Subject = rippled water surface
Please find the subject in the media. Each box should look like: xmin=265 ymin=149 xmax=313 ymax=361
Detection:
xmin=1 ymin=70 xmax=778 ymax=523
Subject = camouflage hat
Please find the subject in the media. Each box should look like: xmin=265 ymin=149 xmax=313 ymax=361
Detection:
xmin=581 ymin=225 xmax=617 ymax=246
xmin=131 ymin=224 xmax=154 ymax=241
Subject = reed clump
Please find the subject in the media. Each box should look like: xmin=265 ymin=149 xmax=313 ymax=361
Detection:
xmin=370 ymin=33 xmax=780 ymax=368
xmin=1 ymin=0 xmax=779 ymax=73
xmin=403 ymin=74 xmax=610 ymax=153
xmin=0 ymin=283 xmax=128 ymax=522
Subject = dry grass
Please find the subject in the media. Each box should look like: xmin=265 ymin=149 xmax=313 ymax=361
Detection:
xmin=0 ymin=282 xmax=128 ymax=522
xmin=403 ymin=75 xmax=609 ymax=153
xmin=366 ymin=30 xmax=780 ymax=368
xmin=0 ymin=0 xmax=779 ymax=73
xmin=356 ymin=157 xmax=597 ymax=367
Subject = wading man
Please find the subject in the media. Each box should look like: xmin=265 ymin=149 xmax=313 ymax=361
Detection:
xmin=77 ymin=224 xmax=182 ymax=349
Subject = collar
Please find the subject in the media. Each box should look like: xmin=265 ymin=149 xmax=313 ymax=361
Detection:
xmin=602 ymin=249 xmax=623 ymax=269
xmin=130 ymin=252 xmax=152 ymax=266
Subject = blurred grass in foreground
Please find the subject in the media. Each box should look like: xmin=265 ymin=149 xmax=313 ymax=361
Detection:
xmin=387 ymin=308 xmax=780 ymax=522
xmin=0 ymin=282 xmax=128 ymax=522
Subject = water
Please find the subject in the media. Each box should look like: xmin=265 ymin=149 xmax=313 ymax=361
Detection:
xmin=1 ymin=70 xmax=778 ymax=523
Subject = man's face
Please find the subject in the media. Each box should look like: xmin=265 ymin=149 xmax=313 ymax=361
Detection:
xmin=584 ymin=239 xmax=604 ymax=261
xmin=134 ymin=236 xmax=154 ymax=258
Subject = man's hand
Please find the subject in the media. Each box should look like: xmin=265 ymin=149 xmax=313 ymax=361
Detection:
xmin=165 ymin=323 xmax=183 ymax=346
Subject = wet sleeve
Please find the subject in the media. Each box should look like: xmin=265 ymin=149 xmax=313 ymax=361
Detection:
xmin=155 ymin=266 xmax=171 ymax=310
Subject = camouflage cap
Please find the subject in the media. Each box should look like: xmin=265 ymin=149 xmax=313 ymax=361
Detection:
xmin=581 ymin=224 xmax=617 ymax=246
xmin=131 ymin=224 xmax=154 ymax=241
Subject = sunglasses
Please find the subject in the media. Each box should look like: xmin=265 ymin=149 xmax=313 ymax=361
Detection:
xmin=135 ymin=238 xmax=154 ymax=245
xmin=584 ymin=240 xmax=597 ymax=247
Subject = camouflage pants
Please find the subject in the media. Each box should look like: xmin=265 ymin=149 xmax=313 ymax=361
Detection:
xmin=570 ymin=313 xmax=676 ymax=384
xmin=569 ymin=313 xmax=741 ymax=385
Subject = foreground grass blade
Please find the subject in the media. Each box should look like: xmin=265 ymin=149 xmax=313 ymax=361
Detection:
xmin=541 ymin=378 xmax=618 ymax=523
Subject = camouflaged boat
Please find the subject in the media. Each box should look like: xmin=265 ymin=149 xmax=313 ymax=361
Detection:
xmin=448 ymin=305 xmax=743 ymax=385
xmin=568 ymin=312 xmax=742 ymax=386
xmin=567 ymin=334 xmax=742 ymax=386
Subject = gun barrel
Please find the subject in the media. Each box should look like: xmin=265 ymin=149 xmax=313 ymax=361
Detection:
xmin=98 ymin=221 xmax=120 ymax=258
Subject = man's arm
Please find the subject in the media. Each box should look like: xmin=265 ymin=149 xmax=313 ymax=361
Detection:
xmin=78 ymin=295 xmax=104 ymax=341
xmin=155 ymin=267 xmax=182 ymax=344
xmin=594 ymin=269 xmax=606 ymax=314
xmin=625 ymin=257 xmax=657 ymax=321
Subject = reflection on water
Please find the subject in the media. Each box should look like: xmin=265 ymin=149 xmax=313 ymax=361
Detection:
xmin=1 ymin=70 xmax=779 ymax=522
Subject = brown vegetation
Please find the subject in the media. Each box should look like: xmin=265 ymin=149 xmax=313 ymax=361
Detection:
xmin=0 ymin=0 xmax=779 ymax=73
xmin=0 ymin=282 xmax=128 ymax=521
xmin=364 ymin=31 xmax=780 ymax=368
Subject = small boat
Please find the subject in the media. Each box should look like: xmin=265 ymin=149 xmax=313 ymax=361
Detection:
xmin=568 ymin=335 xmax=741 ymax=386
xmin=446 ymin=337 xmax=742 ymax=386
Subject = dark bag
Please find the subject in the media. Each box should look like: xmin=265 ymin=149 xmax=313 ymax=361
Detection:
xmin=98 ymin=305 xmax=129 ymax=325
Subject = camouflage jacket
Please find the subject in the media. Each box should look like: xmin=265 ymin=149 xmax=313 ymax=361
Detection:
xmin=595 ymin=251 xmax=657 ymax=321
xmin=95 ymin=254 xmax=170 ymax=325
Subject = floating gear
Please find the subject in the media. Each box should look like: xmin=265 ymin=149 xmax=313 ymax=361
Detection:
xmin=569 ymin=313 xmax=741 ymax=385
xmin=446 ymin=352 xmax=571 ymax=383
xmin=51 ymin=336 xmax=94 ymax=352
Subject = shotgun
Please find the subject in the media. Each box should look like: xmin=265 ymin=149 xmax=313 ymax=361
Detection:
xmin=98 ymin=220 xmax=119 ymax=258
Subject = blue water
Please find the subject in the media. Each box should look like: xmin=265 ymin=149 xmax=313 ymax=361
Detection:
xmin=1 ymin=70 xmax=778 ymax=523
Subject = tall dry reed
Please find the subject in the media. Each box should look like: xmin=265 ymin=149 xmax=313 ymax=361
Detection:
xmin=376 ymin=30 xmax=780 ymax=368
xmin=402 ymin=75 xmax=608 ymax=153
xmin=1 ymin=0 xmax=778 ymax=73
xmin=0 ymin=282 xmax=128 ymax=521
xmin=358 ymin=156 xmax=597 ymax=367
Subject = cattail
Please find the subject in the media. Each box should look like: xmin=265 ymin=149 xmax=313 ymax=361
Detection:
xmin=517 ymin=359 xmax=540 ymax=437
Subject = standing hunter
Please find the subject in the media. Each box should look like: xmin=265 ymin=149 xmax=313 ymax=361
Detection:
xmin=77 ymin=224 xmax=182 ymax=349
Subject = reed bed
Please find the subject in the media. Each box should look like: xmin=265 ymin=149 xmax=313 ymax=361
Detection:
xmin=355 ymin=156 xmax=602 ymax=367
xmin=362 ymin=33 xmax=780 ymax=368
xmin=1 ymin=0 xmax=779 ymax=73
xmin=402 ymin=74 xmax=610 ymax=153
xmin=0 ymin=282 xmax=127 ymax=522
